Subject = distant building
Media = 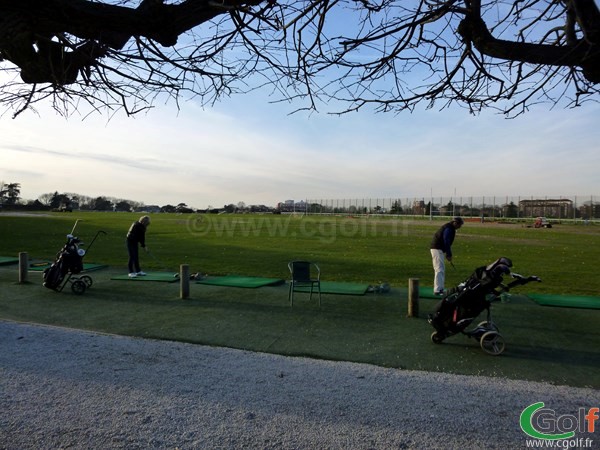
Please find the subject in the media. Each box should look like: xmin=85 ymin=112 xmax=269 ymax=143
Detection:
xmin=135 ymin=205 xmax=161 ymax=213
xmin=519 ymin=198 xmax=573 ymax=218
xmin=277 ymin=200 xmax=307 ymax=213
xmin=412 ymin=200 xmax=426 ymax=215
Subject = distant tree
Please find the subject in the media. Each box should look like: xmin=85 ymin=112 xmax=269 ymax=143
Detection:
xmin=425 ymin=202 xmax=432 ymax=216
xmin=0 ymin=0 xmax=598 ymax=118
xmin=62 ymin=193 xmax=80 ymax=209
xmin=92 ymin=196 xmax=113 ymax=211
xmin=224 ymin=204 xmax=236 ymax=213
xmin=441 ymin=201 xmax=456 ymax=217
xmin=37 ymin=192 xmax=54 ymax=206
xmin=115 ymin=200 xmax=132 ymax=212
xmin=504 ymin=201 xmax=519 ymax=218
xmin=49 ymin=191 xmax=67 ymax=209
xmin=176 ymin=203 xmax=193 ymax=213
xmin=54 ymin=194 xmax=73 ymax=210
xmin=27 ymin=199 xmax=46 ymax=209
xmin=77 ymin=195 xmax=94 ymax=210
xmin=0 ymin=182 xmax=21 ymax=205
xmin=249 ymin=204 xmax=271 ymax=212
xmin=161 ymin=204 xmax=176 ymax=213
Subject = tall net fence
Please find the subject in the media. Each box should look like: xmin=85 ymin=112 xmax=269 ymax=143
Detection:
xmin=289 ymin=195 xmax=600 ymax=220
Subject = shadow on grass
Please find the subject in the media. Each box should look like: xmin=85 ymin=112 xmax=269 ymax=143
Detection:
xmin=1 ymin=266 xmax=598 ymax=388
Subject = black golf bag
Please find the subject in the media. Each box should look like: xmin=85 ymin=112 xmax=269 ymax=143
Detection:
xmin=42 ymin=228 xmax=105 ymax=295
xmin=43 ymin=234 xmax=84 ymax=290
xmin=428 ymin=257 xmax=540 ymax=355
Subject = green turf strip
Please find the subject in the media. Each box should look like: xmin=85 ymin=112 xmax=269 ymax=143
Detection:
xmin=28 ymin=262 xmax=108 ymax=272
xmin=197 ymin=275 xmax=285 ymax=288
xmin=527 ymin=294 xmax=600 ymax=310
xmin=111 ymin=272 xmax=179 ymax=282
xmin=0 ymin=257 xmax=19 ymax=266
xmin=294 ymin=281 xmax=370 ymax=296
xmin=1 ymin=266 xmax=599 ymax=389
xmin=418 ymin=287 xmax=442 ymax=299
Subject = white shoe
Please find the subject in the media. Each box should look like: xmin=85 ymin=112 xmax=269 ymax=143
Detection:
xmin=128 ymin=273 xmax=137 ymax=278
xmin=137 ymin=271 xmax=147 ymax=276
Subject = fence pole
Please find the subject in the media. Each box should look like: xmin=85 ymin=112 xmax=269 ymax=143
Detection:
xmin=408 ymin=278 xmax=419 ymax=317
xmin=180 ymin=264 xmax=190 ymax=299
xmin=18 ymin=252 xmax=28 ymax=284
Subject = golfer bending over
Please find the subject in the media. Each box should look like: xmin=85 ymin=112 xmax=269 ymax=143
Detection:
xmin=127 ymin=215 xmax=151 ymax=278
xmin=430 ymin=216 xmax=464 ymax=296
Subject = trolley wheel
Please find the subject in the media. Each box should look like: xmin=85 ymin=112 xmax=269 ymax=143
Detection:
xmin=80 ymin=275 xmax=93 ymax=288
xmin=476 ymin=321 xmax=499 ymax=332
xmin=71 ymin=280 xmax=87 ymax=295
xmin=480 ymin=331 xmax=505 ymax=355
xmin=431 ymin=331 xmax=445 ymax=344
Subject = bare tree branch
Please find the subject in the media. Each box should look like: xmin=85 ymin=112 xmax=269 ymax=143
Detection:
xmin=0 ymin=0 xmax=598 ymax=118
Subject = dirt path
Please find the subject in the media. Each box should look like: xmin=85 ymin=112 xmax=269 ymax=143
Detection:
xmin=1 ymin=320 xmax=596 ymax=449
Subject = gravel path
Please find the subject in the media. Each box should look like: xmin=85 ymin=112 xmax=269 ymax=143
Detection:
xmin=1 ymin=320 xmax=597 ymax=449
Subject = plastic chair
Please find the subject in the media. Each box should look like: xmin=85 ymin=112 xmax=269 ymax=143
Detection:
xmin=288 ymin=261 xmax=321 ymax=307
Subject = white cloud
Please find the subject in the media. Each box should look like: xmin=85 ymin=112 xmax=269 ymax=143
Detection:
xmin=1 ymin=97 xmax=598 ymax=209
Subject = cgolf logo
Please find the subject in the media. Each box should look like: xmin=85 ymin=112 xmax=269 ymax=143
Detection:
xmin=185 ymin=214 xmax=410 ymax=243
xmin=520 ymin=402 xmax=597 ymax=448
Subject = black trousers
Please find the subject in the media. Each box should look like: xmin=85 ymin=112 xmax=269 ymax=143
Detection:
xmin=126 ymin=239 xmax=141 ymax=273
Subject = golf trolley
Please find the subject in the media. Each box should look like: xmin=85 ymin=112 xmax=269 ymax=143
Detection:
xmin=428 ymin=258 xmax=541 ymax=355
xmin=43 ymin=222 xmax=106 ymax=295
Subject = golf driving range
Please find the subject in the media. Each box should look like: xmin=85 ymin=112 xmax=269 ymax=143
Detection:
xmin=0 ymin=212 xmax=598 ymax=388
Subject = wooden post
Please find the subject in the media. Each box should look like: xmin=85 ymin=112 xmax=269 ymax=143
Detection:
xmin=18 ymin=252 xmax=28 ymax=284
xmin=180 ymin=264 xmax=190 ymax=299
xmin=408 ymin=278 xmax=419 ymax=317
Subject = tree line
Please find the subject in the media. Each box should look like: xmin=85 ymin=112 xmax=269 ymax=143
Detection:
xmin=0 ymin=182 xmax=193 ymax=213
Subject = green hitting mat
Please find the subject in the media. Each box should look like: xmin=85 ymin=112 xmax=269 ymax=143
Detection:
xmin=418 ymin=287 xmax=442 ymax=299
xmin=0 ymin=256 xmax=19 ymax=266
xmin=197 ymin=275 xmax=285 ymax=289
xmin=527 ymin=294 xmax=600 ymax=310
xmin=294 ymin=281 xmax=370 ymax=296
xmin=111 ymin=272 xmax=179 ymax=283
xmin=28 ymin=262 xmax=108 ymax=272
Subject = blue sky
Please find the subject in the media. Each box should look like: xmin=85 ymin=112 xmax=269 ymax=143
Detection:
xmin=1 ymin=88 xmax=599 ymax=209
xmin=1 ymin=1 xmax=599 ymax=210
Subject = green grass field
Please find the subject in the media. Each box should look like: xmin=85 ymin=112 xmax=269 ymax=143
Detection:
xmin=1 ymin=212 xmax=599 ymax=388
xmin=1 ymin=211 xmax=599 ymax=294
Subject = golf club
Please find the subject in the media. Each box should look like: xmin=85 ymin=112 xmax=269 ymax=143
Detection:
xmin=83 ymin=230 xmax=107 ymax=253
xmin=70 ymin=219 xmax=82 ymax=235
xmin=146 ymin=248 xmax=168 ymax=272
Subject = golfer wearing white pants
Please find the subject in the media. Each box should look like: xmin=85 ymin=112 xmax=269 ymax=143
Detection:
xmin=430 ymin=249 xmax=446 ymax=295
xmin=430 ymin=217 xmax=464 ymax=295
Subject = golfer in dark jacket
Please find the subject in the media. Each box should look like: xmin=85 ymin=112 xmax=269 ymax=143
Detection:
xmin=127 ymin=215 xmax=151 ymax=278
xmin=430 ymin=217 xmax=464 ymax=295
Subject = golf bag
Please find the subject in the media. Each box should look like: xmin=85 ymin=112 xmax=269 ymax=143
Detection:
xmin=428 ymin=257 xmax=541 ymax=355
xmin=42 ymin=228 xmax=105 ymax=295
xmin=43 ymin=234 xmax=85 ymax=290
